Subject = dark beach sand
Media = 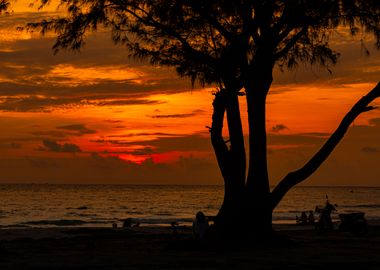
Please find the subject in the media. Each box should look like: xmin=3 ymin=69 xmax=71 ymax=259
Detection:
xmin=1 ymin=223 xmax=380 ymax=269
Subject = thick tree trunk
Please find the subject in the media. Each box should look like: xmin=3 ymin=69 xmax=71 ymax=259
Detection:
xmin=210 ymin=87 xmax=246 ymax=236
xmin=244 ymin=77 xmax=273 ymax=237
xmin=211 ymin=58 xmax=275 ymax=240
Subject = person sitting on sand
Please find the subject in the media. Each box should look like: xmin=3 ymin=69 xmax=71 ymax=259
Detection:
xmin=296 ymin=211 xmax=308 ymax=225
xmin=171 ymin=222 xmax=179 ymax=238
xmin=123 ymin=218 xmax=133 ymax=228
xmin=192 ymin=211 xmax=209 ymax=240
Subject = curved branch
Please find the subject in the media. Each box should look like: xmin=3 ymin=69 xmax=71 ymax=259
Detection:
xmin=271 ymin=82 xmax=380 ymax=210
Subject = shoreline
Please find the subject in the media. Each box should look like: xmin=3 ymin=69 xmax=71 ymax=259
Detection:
xmin=1 ymin=223 xmax=380 ymax=269
xmin=2 ymin=219 xmax=380 ymax=240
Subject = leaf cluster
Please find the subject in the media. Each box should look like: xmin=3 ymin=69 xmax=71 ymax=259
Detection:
xmin=0 ymin=0 xmax=10 ymax=14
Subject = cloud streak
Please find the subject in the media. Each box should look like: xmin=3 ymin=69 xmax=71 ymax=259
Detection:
xmin=41 ymin=139 xmax=81 ymax=153
xmin=56 ymin=124 xmax=96 ymax=135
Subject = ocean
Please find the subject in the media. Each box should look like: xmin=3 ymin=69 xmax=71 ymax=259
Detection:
xmin=1 ymin=184 xmax=380 ymax=228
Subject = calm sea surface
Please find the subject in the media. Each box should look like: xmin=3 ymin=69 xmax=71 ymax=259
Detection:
xmin=1 ymin=184 xmax=380 ymax=228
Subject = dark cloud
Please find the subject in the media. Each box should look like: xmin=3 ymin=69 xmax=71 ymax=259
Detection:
xmin=271 ymin=124 xmax=288 ymax=133
xmin=41 ymin=139 xmax=81 ymax=153
xmin=56 ymin=124 xmax=96 ymax=135
xmin=150 ymin=113 xmax=196 ymax=119
xmin=0 ymin=23 xmax=198 ymax=113
xmin=10 ymin=142 xmax=21 ymax=149
xmin=0 ymin=94 xmax=164 ymax=112
xmin=3 ymin=95 xmax=144 ymax=113
xmin=126 ymin=135 xmax=212 ymax=153
xmin=149 ymin=109 xmax=205 ymax=119
xmin=97 ymin=140 xmax=131 ymax=146
xmin=0 ymin=142 xmax=22 ymax=150
xmin=130 ymin=147 xmax=155 ymax=155
xmin=95 ymin=99 xmax=162 ymax=106
xmin=26 ymin=157 xmax=61 ymax=169
xmin=90 ymin=134 xmax=212 ymax=157
xmin=107 ymin=132 xmax=180 ymax=138
xmin=361 ymin=146 xmax=379 ymax=153
xmin=12 ymin=154 xmax=220 ymax=184
xmin=369 ymin=118 xmax=380 ymax=126
xmin=0 ymin=15 xmax=201 ymax=113
xmin=31 ymin=130 xmax=70 ymax=138
xmin=104 ymin=120 xmax=124 ymax=123
xmin=0 ymin=96 xmax=80 ymax=112
xmin=267 ymin=132 xmax=326 ymax=146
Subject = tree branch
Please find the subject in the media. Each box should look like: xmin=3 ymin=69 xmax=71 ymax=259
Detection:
xmin=271 ymin=82 xmax=380 ymax=210
xmin=210 ymin=90 xmax=230 ymax=180
xmin=225 ymin=86 xmax=246 ymax=184
xmin=274 ymin=27 xmax=308 ymax=60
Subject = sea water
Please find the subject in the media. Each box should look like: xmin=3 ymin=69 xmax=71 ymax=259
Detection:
xmin=0 ymin=184 xmax=379 ymax=228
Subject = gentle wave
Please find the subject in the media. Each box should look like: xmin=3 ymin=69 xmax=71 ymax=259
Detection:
xmin=66 ymin=206 xmax=90 ymax=210
xmin=13 ymin=218 xmax=195 ymax=228
xmin=21 ymin=219 xmax=104 ymax=226
xmin=340 ymin=204 xmax=380 ymax=208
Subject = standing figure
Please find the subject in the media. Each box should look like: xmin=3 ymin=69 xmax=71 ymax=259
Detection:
xmin=301 ymin=211 xmax=308 ymax=225
xmin=308 ymin=210 xmax=315 ymax=225
xmin=322 ymin=199 xmax=337 ymax=230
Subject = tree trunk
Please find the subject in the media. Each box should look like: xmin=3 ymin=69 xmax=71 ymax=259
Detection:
xmin=244 ymin=72 xmax=273 ymax=237
xmin=211 ymin=57 xmax=276 ymax=240
xmin=210 ymin=87 xmax=246 ymax=237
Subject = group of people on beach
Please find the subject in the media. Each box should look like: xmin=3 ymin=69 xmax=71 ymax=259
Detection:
xmin=296 ymin=210 xmax=315 ymax=225
xmin=297 ymin=197 xmax=337 ymax=231
xmin=115 ymin=196 xmax=338 ymax=239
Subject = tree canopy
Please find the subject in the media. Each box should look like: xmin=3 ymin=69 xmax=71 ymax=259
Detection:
xmin=27 ymin=0 xmax=379 ymax=87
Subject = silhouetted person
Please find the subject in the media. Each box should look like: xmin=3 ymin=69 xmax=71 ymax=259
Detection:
xmin=123 ymin=218 xmax=133 ymax=228
xmin=171 ymin=221 xmax=179 ymax=237
xmin=308 ymin=210 xmax=315 ymax=225
xmin=317 ymin=197 xmax=337 ymax=230
xmin=301 ymin=211 xmax=308 ymax=225
xmin=324 ymin=199 xmax=337 ymax=230
xmin=192 ymin=211 xmax=209 ymax=240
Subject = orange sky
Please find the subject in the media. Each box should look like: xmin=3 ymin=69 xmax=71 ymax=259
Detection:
xmin=0 ymin=5 xmax=380 ymax=186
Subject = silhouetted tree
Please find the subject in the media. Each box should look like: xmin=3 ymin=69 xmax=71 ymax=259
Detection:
xmin=27 ymin=0 xmax=380 ymax=241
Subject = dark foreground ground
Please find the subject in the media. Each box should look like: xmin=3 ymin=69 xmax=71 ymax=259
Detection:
xmin=1 ymin=223 xmax=380 ymax=269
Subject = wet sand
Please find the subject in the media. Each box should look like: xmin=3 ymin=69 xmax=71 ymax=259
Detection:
xmin=1 ymin=223 xmax=380 ymax=269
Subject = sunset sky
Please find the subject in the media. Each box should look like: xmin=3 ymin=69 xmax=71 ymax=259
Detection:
xmin=0 ymin=2 xmax=380 ymax=186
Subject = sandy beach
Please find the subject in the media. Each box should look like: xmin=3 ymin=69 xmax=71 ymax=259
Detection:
xmin=1 ymin=222 xmax=380 ymax=269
